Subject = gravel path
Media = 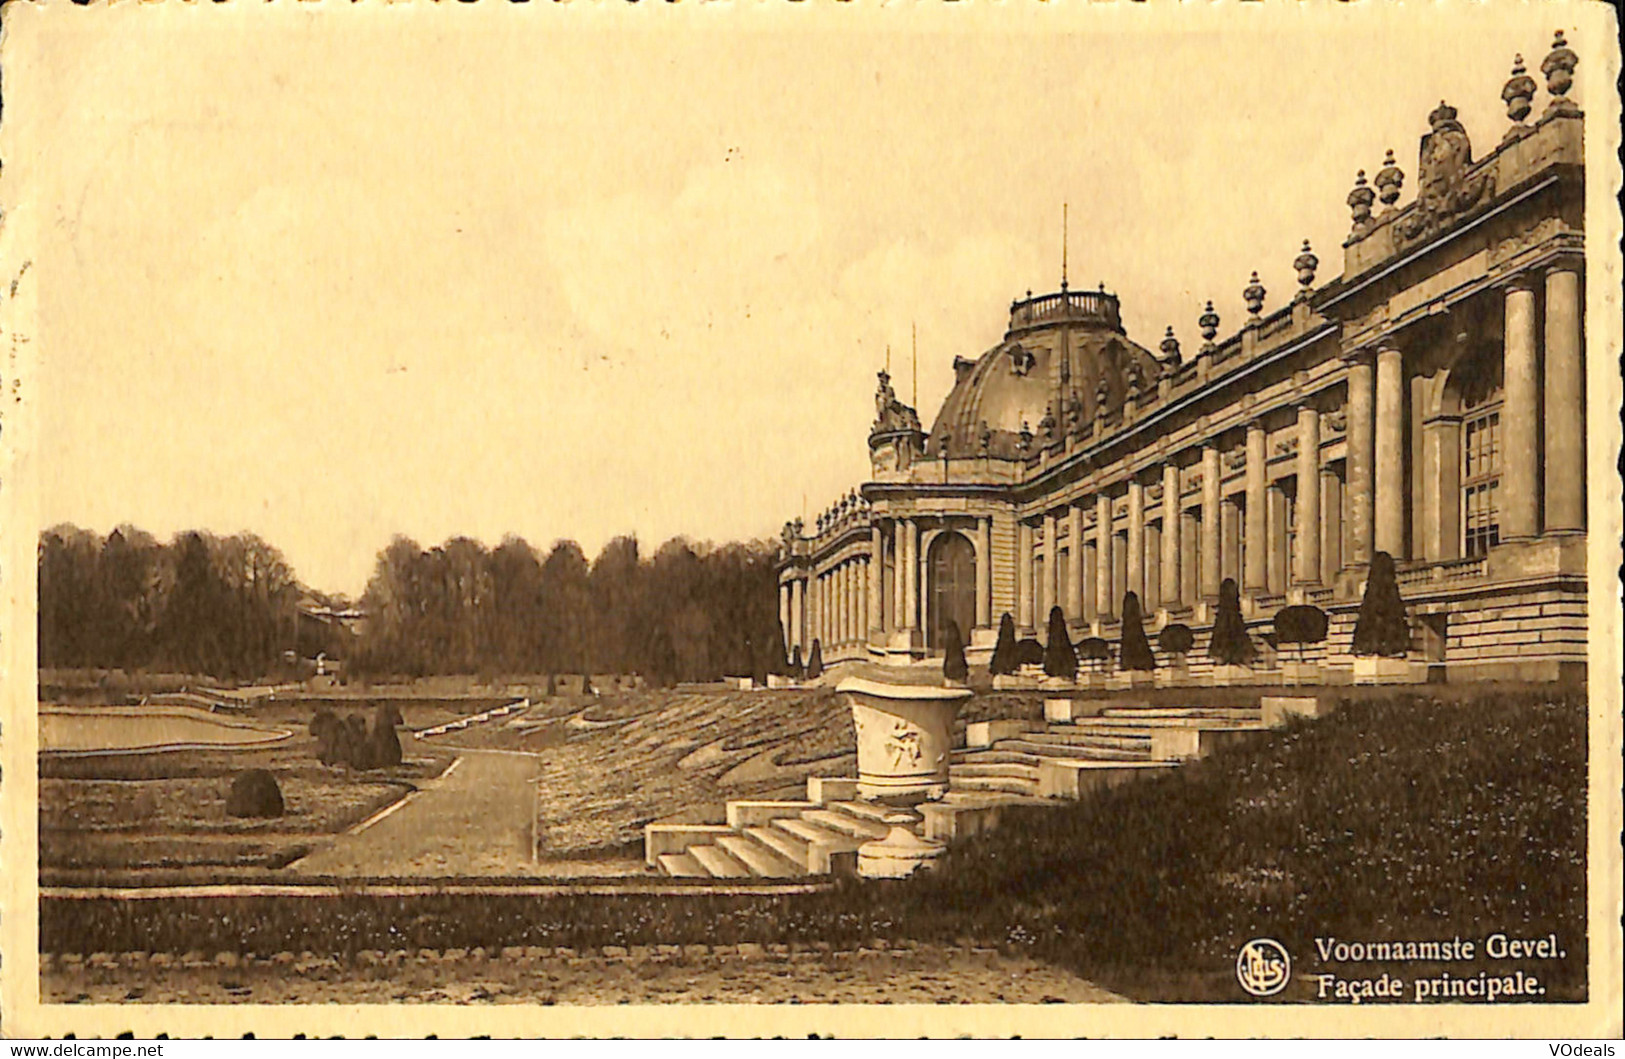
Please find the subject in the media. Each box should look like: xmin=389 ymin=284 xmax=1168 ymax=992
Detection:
xmin=44 ymin=945 xmax=1127 ymax=1005
xmin=291 ymin=748 xmax=542 ymax=877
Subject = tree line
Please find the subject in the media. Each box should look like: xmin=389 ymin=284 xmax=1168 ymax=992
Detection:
xmin=40 ymin=525 xmax=791 ymax=686
xmin=352 ymin=534 xmax=787 ymax=686
xmin=38 ymin=524 xmax=311 ymax=679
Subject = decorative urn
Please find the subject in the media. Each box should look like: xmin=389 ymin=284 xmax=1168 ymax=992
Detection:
xmin=836 ymin=676 xmax=973 ymax=801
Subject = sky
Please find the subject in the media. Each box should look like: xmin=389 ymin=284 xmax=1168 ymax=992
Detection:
xmin=13 ymin=2 xmax=1591 ymax=597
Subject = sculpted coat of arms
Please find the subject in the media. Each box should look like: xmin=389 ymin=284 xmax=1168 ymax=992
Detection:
xmin=1398 ymin=101 xmax=1495 ymax=244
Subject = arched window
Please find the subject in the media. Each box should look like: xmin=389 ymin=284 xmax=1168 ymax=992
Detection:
xmin=1457 ymin=350 xmax=1504 ymax=558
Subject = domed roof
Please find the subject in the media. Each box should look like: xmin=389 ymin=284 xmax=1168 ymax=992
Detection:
xmin=924 ymin=289 xmax=1164 ymax=459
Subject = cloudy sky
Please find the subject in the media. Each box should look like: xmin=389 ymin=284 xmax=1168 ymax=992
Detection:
xmin=13 ymin=2 xmax=1590 ymax=596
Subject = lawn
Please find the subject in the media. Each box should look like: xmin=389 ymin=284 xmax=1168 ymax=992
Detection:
xmin=42 ymin=688 xmax=1588 ymax=1004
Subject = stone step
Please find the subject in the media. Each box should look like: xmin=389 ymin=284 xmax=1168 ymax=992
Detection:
xmin=1067 ymin=717 xmax=1262 ymax=732
xmin=689 ymin=843 xmax=752 ymax=879
xmin=657 ymin=852 xmax=709 ymax=878
xmin=950 ymin=749 xmax=1042 ymax=766
xmin=949 ymin=762 xmax=1041 ymax=781
xmin=829 ymin=800 xmax=919 ymax=825
xmin=999 ymin=738 xmax=1149 ymax=761
xmin=1025 ymin=729 xmax=1150 ymax=750
xmin=949 ymin=774 xmax=1039 ymax=796
xmin=774 ymin=816 xmax=867 ymax=852
xmin=746 ymin=824 xmax=813 ymax=869
xmin=1102 ymin=706 xmax=1261 ymax=721
xmin=716 ymin=833 xmax=804 ymax=879
xmin=801 ymin=808 xmax=891 ymax=840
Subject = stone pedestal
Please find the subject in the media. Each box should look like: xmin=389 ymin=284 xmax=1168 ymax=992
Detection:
xmin=838 ymin=677 xmax=972 ymax=800
xmin=857 ymin=825 xmax=948 ymax=879
xmin=1209 ymin=664 xmax=1255 ymax=687
xmin=1279 ymin=661 xmax=1325 ymax=687
xmin=1352 ymin=656 xmax=1427 ymax=685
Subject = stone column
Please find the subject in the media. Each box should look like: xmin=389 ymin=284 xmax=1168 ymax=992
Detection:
xmin=902 ymin=520 xmax=919 ymax=633
xmin=1244 ymin=421 xmax=1268 ymax=594
xmin=1161 ymin=462 xmax=1182 ymax=608
xmin=1066 ymin=506 xmax=1084 ymax=619
xmin=870 ymin=525 xmax=884 ymax=634
xmin=890 ymin=521 xmax=905 ymax=632
xmin=1544 ymin=263 xmax=1585 ymax=533
xmin=1042 ymin=511 xmax=1058 ymax=621
xmin=1200 ymin=443 xmax=1222 ymax=600
xmin=1422 ymin=413 xmax=1462 ymax=561
xmin=1295 ymin=406 xmax=1321 ymax=584
xmin=780 ymin=583 xmax=791 ymax=654
xmin=1375 ymin=344 xmax=1407 ymax=558
xmin=976 ymin=517 xmax=993 ymax=629
xmin=843 ymin=562 xmax=854 ymax=644
xmin=1144 ymin=521 xmax=1162 ymax=611
xmin=1321 ymin=469 xmax=1343 ymax=584
xmin=1345 ymin=350 xmax=1376 ymax=564
xmin=1095 ymin=492 xmax=1115 ymax=619
xmin=1016 ymin=520 xmax=1033 ymax=630
xmin=1501 ymin=276 xmax=1540 ymax=539
xmin=788 ymin=577 xmax=802 ymax=651
xmin=1126 ymin=478 xmax=1145 ymax=606
xmin=1180 ymin=508 xmax=1200 ymax=606
xmin=1221 ymin=499 xmax=1241 ymax=586
xmin=1266 ymin=484 xmax=1288 ymax=594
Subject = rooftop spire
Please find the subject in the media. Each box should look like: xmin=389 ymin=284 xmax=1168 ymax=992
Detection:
xmin=1061 ymin=202 xmax=1069 ymax=290
xmin=911 ymin=321 xmax=918 ymax=406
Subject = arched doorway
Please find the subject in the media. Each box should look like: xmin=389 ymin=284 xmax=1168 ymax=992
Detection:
xmin=927 ymin=531 xmax=976 ymax=652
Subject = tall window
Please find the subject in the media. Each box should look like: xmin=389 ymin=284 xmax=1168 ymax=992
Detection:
xmin=1284 ymin=479 xmax=1299 ymax=579
xmin=1463 ymin=408 xmax=1501 ymax=557
xmin=1458 ymin=347 xmax=1504 ymax=559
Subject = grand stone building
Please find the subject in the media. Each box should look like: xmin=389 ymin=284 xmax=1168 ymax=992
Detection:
xmin=778 ymin=37 xmax=1588 ymax=683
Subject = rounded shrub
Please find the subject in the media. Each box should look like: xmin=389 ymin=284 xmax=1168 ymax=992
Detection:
xmin=1016 ymin=638 xmax=1045 ymax=668
xmin=1077 ymin=636 xmax=1111 ymax=672
xmin=1275 ymin=604 xmax=1329 ymax=661
xmin=1158 ymin=623 xmax=1195 ymax=657
xmin=226 ymin=769 xmax=284 ymax=818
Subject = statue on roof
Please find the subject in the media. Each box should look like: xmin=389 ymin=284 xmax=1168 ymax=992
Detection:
xmin=872 ymin=368 xmax=922 ymax=436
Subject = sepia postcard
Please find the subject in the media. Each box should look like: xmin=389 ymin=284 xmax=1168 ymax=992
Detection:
xmin=1 ymin=0 xmax=1620 ymax=1039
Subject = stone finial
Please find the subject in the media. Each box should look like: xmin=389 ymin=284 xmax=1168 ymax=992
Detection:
xmin=1243 ymin=271 xmax=1266 ymax=318
xmin=1017 ymin=420 xmax=1033 ymax=455
xmin=1038 ymin=403 xmax=1057 ymax=445
xmin=1293 ymin=239 xmax=1319 ymax=295
xmin=1541 ymin=30 xmax=1580 ymax=116
xmin=1347 ymin=170 xmax=1376 ymax=235
xmin=1374 ymin=149 xmax=1404 ymax=208
xmin=1503 ymin=53 xmax=1537 ymax=125
xmin=1160 ymin=326 xmax=1182 ymax=366
xmin=978 ymin=419 xmax=992 ymax=455
xmin=1198 ymin=300 xmax=1220 ymax=350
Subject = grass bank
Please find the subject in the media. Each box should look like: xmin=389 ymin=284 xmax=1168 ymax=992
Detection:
xmin=42 ymin=688 xmax=1586 ymax=1003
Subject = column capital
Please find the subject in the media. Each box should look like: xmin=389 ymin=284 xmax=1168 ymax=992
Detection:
xmin=1543 ymin=251 xmax=1584 ymax=277
xmin=1497 ymin=270 xmax=1542 ymax=295
xmin=1340 ymin=345 xmax=1377 ymax=367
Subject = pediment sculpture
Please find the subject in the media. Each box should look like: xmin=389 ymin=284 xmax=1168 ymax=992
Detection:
xmin=871 ymin=369 xmax=922 ymax=436
xmin=1398 ymin=101 xmax=1494 ymax=244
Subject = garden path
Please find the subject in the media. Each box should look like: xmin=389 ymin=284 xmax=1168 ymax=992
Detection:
xmin=291 ymin=745 xmax=540 ymax=877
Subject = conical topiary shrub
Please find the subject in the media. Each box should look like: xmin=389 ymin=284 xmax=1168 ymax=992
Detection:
xmin=1043 ymin=606 xmax=1077 ymax=680
xmin=1119 ymin=591 xmax=1155 ymax=671
xmin=1208 ymin=577 xmax=1256 ymax=666
xmin=1353 ymin=551 xmax=1410 ymax=657
xmin=370 ymin=704 xmax=403 ymax=768
xmin=226 ymin=769 xmax=284 ymax=818
xmin=805 ymin=638 xmax=824 ymax=679
xmin=989 ymin=613 xmax=1019 ymax=676
xmin=942 ymin=619 xmax=969 ymax=683
xmin=790 ymin=644 xmax=804 ymax=681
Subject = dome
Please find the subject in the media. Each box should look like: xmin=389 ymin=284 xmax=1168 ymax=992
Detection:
xmin=924 ymin=288 xmax=1164 ymax=459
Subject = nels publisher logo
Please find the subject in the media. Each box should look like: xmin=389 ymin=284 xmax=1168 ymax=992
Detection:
xmin=1236 ymin=938 xmax=1292 ymax=997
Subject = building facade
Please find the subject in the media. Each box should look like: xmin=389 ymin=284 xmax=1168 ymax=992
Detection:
xmin=778 ymin=38 xmax=1588 ymax=683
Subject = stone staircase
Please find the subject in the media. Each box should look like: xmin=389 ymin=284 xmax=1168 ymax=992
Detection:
xmin=644 ymin=696 xmax=1323 ymax=879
